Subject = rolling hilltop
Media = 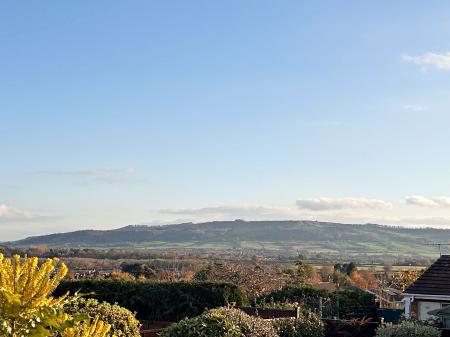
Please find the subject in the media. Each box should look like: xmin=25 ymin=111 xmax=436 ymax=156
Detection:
xmin=4 ymin=220 xmax=449 ymax=257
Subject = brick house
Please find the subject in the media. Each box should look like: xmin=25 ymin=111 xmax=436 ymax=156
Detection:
xmin=403 ymin=255 xmax=450 ymax=320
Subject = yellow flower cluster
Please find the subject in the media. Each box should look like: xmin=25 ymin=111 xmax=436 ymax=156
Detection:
xmin=62 ymin=316 xmax=112 ymax=337
xmin=0 ymin=254 xmax=114 ymax=337
xmin=0 ymin=254 xmax=68 ymax=311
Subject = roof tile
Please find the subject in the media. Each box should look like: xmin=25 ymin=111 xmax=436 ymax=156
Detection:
xmin=405 ymin=255 xmax=450 ymax=296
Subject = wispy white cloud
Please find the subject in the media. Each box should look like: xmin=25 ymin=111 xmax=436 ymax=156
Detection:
xmin=403 ymin=52 xmax=450 ymax=71
xmin=401 ymin=104 xmax=427 ymax=112
xmin=0 ymin=204 xmax=30 ymax=220
xmin=34 ymin=167 xmax=137 ymax=183
xmin=328 ymin=212 xmax=450 ymax=228
xmin=159 ymin=204 xmax=300 ymax=218
xmin=406 ymin=196 xmax=450 ymax=208
xmin=0 ymin=204 xmax=54 ymax=223
xmin=399 ymin=216 xmax=450 ymax=227
xmin=156 ymin=202 xmax=450 ymax=229
xmin=157 ymin=199 xmax=395 ymax=224
xmin=296 ymin=197 xmax=392 ymax=211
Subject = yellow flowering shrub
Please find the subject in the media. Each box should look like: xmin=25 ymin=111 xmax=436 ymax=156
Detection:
xmin=61 ymin=316 xmax=112 ymax=337
xmin=0 ymin=254 xmax=114 ymax=337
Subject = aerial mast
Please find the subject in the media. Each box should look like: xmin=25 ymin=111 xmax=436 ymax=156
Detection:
xmin=424 ymin=243 xmax=450 ymax=257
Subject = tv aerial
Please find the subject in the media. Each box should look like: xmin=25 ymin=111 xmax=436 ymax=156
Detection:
xmin=424 ymin=243 xmax=450 ymax=256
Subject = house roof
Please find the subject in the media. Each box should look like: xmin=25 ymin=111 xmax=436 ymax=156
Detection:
xmin=314 ymin=282 xmax=337 ymax=292
xmin=405 ymin=255 xmax=450 ymax=296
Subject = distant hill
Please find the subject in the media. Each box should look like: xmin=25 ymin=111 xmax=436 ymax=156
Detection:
xmin=4 ymin=220 xmax=449 ymax=256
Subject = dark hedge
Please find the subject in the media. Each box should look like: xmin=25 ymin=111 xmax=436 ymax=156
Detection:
xmin=256 ymin=286 xmax=377 ymax=318
xmin=55 ymin=279 xmax=249 ymax=321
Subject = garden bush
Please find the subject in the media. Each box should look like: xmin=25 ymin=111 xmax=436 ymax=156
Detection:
xmin=273 ymin=310 xmax=324 ymax=337
xmin=56 ymin=279 xmax=249 ymax=321
xmin=159 ymin=307 xmax=277 ymax=337
xmin=211 ymin=307 xmax=278 ymax=337
xmin=64 ymin=298 xmax=141 ymax=337
xmin=375 ymin=320 xmax=440 ymax=337
xmin=159 ymin=309 xmax=241 ymax=337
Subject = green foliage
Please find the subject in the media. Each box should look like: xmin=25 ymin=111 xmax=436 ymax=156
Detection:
xmin=120 ymin=263 xmax=157 ymax=279
xmin=64 ymin=298 xmax=141 ymax=337
xmin=342 ymin=289 xmax=376 ymax=315
xmin=334 ymin=263 xmax=357 ymax=276
xmin=158 ymin=310 xmax=240 ymax=337
xmin=256 ymin=286 xmax=377 ymax=317
xmin=273 ymin=311 xmax=324 ymax=337
xmin=331 ymin=270 xmax=351 ymax=288
xmin=293 ymin=261 xmax=317 ymax=285
xmin=55 ymin=279 xmax=249 ymax=321
xmin=256 ymin=286 xmax=328 ymax=309
xmin=210 ymin=307 xmax=277 ymax=337
xmin=332 ymin=290 xmax=375 ymax=316
xmin=332 ymin=289 xmax=377 ymax=317
xmin=159 ymin=307 xmax=277 ymax=337
xmin=194 ymin=263 xmax=229 ymax=281
xmin=160 ymin=307 xmax=324 ymax=337
xmin=375 ymin=320 xmax=440 ymax=337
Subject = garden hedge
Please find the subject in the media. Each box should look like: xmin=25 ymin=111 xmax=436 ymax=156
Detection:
xmin=256 ymin=286 xmax=376 ymax=318
xmin=55 ymin=280 xmax=249 ymax=321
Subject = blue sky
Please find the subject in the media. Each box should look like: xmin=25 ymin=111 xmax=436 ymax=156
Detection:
xmin=2 ymin=1 xmax=450 ymax=240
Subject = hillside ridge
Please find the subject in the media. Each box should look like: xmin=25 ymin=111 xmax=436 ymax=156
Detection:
xmin=4 ymin=220 xmax=448 ymax=256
